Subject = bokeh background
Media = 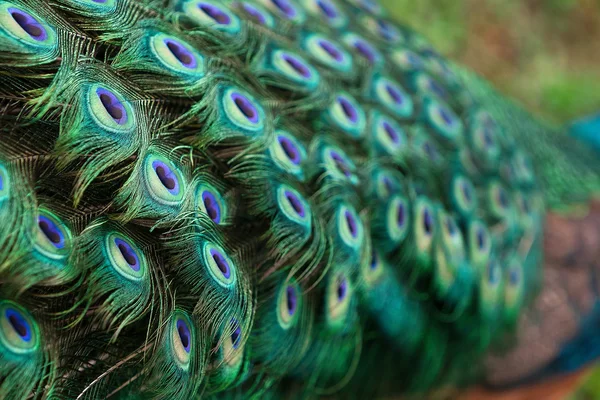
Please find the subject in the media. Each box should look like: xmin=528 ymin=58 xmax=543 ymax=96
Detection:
xmin=381 ymin=0 xmax=600 ymax=126
xmin=381 ymin=1 xmax=600 ymax=398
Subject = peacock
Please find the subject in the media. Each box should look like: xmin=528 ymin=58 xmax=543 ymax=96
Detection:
xmin=0 ymin=0 xmax=599 ymax=399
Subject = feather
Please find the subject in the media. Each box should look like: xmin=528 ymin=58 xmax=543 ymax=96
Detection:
xmin=0 ymin=0 xmax=598 ymax=398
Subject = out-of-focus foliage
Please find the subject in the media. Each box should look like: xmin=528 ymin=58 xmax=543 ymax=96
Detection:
xmin=382 ymin=0 xmax=600 ymax=124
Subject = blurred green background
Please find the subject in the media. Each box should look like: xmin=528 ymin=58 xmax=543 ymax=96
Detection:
xmin=381 ymin=0 xmax=600 ymax=125
xmin=381 ymin=1 xmax=600 ymax=398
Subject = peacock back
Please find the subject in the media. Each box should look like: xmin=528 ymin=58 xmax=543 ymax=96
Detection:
xmin=0 ymin=0 xmax=598 ymax=399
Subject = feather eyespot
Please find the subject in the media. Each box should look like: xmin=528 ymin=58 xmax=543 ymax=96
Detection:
xmin=300 ymin=0 xmax=346 ymax=27
xmin=479 ymin=259 xmax=502 ymax=318
xmin=105 ymin=233 xmax=147 ymax=281
xmin=271 ymin=49 xmax=320 ymax=90
xmin=489 ymin=182 xmax=512 ymax=219
xmin=423 ymin=208 xmax=433 ymax=235
xmin=327 ymin=93 xmax=366 ymax=138
xmin=87 ymin=84 xmax=136 ymax=133
xmin=199 ymin=3 xmax=231 ymax=24
xmin=414 ymin=198 xmax=435 ymax=254
xmin=202 ymin=191 xmax=221 ymax=223
xmin=342 ymin=33 xmax=382 ymax=66
xmin=231 ymin=324 xmax=241 ymax=349
xmin=239 ymin=2 xmax=274 ymax=27
xmin=373 ymin=112 xmax=407 ymax=157
xmin=375 ymin=170 xmax=399 ymax=200
xmin=184 ymin=1 xmax=241 ymax=34
xmin=171 ymin=311 xmax=194 ymax=370
xmin=195 ymin=184 xmax=226 ymax=224
xmin=361 ymin=16 xmax=402 ymax=44
xmin=203 ymin=243 xmax=236 ymax=287
xmin=386 ymin=195 xmax=409 ymax=243
xmin=0 ymin=4 xmax=56 ymax=48
xmin=476 ymin=228 xmax=486 ymax=250
xmin=451 ymin=175 xmax=476 ymax=218
xmin=277 ymin=280 xmax=301 ymax=329
xmin=222 ymin=87 xmax=265 ymax=134
xmin=326 ymin=270 xmax=353 ymax=330
xmin=305 ymin=34 xmax=352 ymax=72
xmin=277 ymin=185 xmax=311 ymax=227
xmin=33 ymin=210 xmax=72 ymax=261
xmin=397 ymin=202 xmax=406 ymax=226
xmin=9 ymin=8 xmax=46 ymax=40
xmin=362 ymin=250 xmax=385 ymax=286
xmin=286 ymin=285 xmax=298 ymax=314
xmin=150 ymin=33 xmax=205 ymax=76
xmin=373 ymin=76 xmax=413 ymax=118
xmin=176 ymin=319 xmax=191 ymax=353
xmin=337 ymin=204 xmax=364 ymax=250
xmin=166 ymin=40 xmax=195 ymax=67
xmin=218 ymin=319 xmax=244 ymax=369
xmin=504 ymin=258 xmax=524 ymax=315
xmin=323 ymin=147 xmax=358 ymax=184
xmin=0 ymin=301 xmax=40 ymax=355
xmin=264 ymin=0 xmax=305 ymax=23
xmin=391 ymin=48 xmax=424 ymax=72
xmin=270 ymin=131 xmax=305 ymax=174
xmin=98 ymin=89 xmax=127 ymax=124
xmin=370 ymin=251 xmax=378 ymax=270
xmin=425 ymin=97 xmax=463 ymax=142
xmin=467 ymin=220 xmax=491 ymax=269
xmin=282 ymin=53 xmax=311 ymax=78
xmin=144 ymin=154 xmax=186 ymax=207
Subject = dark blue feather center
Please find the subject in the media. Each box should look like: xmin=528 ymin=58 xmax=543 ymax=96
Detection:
xmin=8 ymin=8 xmax=47 ymax=41
xmin=5 ymin=308 xmax=31 ymax=342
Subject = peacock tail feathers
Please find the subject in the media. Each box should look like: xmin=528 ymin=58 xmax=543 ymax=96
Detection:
xmin=0 ymin=0 xmax=598 ymax=398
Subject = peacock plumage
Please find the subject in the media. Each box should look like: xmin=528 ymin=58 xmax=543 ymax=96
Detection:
xmin=0 ymin=0 xmax=599 ymax=399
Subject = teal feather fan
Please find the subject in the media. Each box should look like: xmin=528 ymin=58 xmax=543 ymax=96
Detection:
xmin=0 ymin=0 xmax=599 ymax=399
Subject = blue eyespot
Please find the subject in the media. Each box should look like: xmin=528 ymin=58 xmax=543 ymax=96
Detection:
xmin=182 ymin=0 xmax=241 ymax=34
xmin=5 ymin=308 xmax=31 ymax=342
xmin=152 ymin=160 xmax=181 ymax=196
xmin=114 ymin=238 xmax=140 ymax=272
xmin=211 ymin=247 xmax=231 ymax=279
xmin=8 ymin=8 xmax=47 ymax=41
xmin=342 ymin=33 xmax=382 ymax=66
xmin=279 ymin=135 xmax=301 ymax=164
xmin=37 ymin=215 xmax=65 ymax=250
xmin=202 ymin=242 xmax=236 ymax=288
xmin=337 ymin=276 xmax=347 ymax=300
xmin=281 ymin=52 xmax=312 ymax=78
xmin=177 ymin=318 xmax=191 ymax=353
xmin=199 ymin=2 xmax=230 ymax=23
xmin=420 ymin=206 xmax=434 ymax=237
xmin=163 ymin=38 xmax=197 ymax=69
xmin=286 ymin=190 xmax=306 ymax=218
xmin=261 ymin=0 xmax=305 ymax=23
xmin=239 ymin=2 xmax=274 ymax=27
xmin=230 ymin=320 xmax=242 ymax=349
xmin=370 ymin=251 xmax=378 ymax=270
xmin=106 ymin=233 xmax=147 ymax=281
xmin=286 ymin=285 xmax=298 ymax=315
xmin=96 ymin=88 xmax=128 ymax=125
xmin=33 ymin=210 xmax=72 ymax=261
xmin=202 ymin=190 xmax=221 ymax=224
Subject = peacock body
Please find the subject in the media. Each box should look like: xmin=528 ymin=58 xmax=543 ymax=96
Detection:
xmin=0 ymin=0 xmax=599 ymax=399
